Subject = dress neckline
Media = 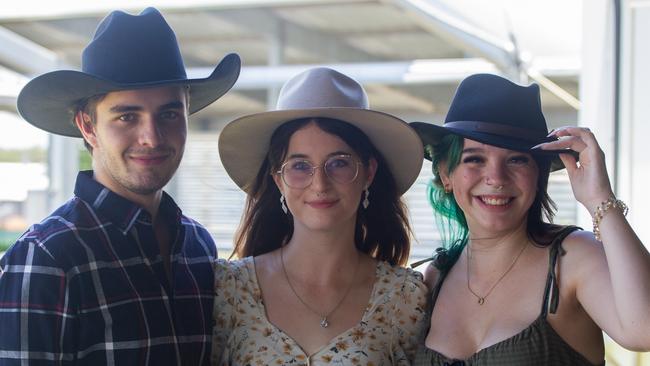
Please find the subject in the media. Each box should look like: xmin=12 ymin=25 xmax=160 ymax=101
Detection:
xmin=419 ymin=314 xmax=601 ymax=365
xmin=243 ymin=256 xmax=384 ymax=357
xmin=421 ymin=314 xmax=547 ymax=362
xmin=420 ymin=226 xmax=602 ymax=365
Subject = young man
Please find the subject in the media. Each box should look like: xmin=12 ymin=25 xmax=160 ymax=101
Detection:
xmin=0 ymin=8 xmax=240 ymax=365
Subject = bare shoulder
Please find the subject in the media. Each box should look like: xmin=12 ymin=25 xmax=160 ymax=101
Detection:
xmin=423 ymin=263 xmax=441 ymax=291
xmin=250 ymin=250 xmax=278 ymax=276
xmin=555 ymin=230 xmax=606 ymax=284
xmin=559 ymin=230 xmax=605 ymax=261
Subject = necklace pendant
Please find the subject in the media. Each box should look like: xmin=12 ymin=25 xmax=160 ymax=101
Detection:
xmin=320 ymin=317 xmax=329 ymax=328
xmin=478 ymin=297 xmax=485 ymax=305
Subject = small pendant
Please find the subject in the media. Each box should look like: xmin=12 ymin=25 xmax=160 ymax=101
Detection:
xmin=320 ymin=317 xmax=329 ymax=328
xmin=478 ymin=297 xmax=485 ymax=305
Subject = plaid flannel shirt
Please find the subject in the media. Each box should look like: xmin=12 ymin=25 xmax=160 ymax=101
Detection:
xmin=0 ymin=171 xmax=217 ymax=365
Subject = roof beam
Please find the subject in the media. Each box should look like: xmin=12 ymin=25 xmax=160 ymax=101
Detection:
xmin=212 ymin=9 xmax=375 ymax=62
xmin=0 ymin=58 xmax=579 ymax=110
xmin=0 ymin=96 xmax=16 ymax=112
xmin=0 ymin=0 xmax=366 ymax=21
xmin=387 ymin=0 xmax=519 ymax=76
xmin=387 ymin=0 xmax=580 ymax=109
xmin=0 ymin=26 xmax=67 ymax=75
xmin=195 ymin=59 xmax=500 ymax=89
xmin=365 ymin=84 xmax=436 ymax=113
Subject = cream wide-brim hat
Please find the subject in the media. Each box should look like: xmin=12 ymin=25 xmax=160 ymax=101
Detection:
xmin=218 ymin=67 xmax=423 ymax=195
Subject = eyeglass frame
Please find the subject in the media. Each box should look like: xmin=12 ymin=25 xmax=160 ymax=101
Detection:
xmin=275 ymin=154 xmax=363 ymax=188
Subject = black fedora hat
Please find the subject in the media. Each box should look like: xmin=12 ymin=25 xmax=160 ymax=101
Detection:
xmin=411 ymin=73 xmax=575 ymax=171
xmin=17 ymin=7 xmax=241 ymax=137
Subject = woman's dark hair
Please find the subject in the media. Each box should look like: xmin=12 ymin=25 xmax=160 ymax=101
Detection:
xmin=427 ymin=134 xmax=566 ymax=271
xmin=232 ymin=117 xmax=412 ymax=266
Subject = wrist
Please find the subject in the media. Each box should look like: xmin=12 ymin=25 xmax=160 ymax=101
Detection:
xmin=592 ymin=197 xmax=628 ymax=242
xmin=584 ymin=191 xmax=616 ymax=213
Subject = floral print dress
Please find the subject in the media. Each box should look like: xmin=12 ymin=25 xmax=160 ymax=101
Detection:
xmin=212 ymin=257 xmax=428 ymax=366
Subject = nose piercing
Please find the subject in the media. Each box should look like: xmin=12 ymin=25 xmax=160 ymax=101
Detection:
xmin=496 ymin=185 xmax=503 ymax=191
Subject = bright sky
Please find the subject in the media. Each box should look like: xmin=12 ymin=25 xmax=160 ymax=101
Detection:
xmin=0 ymin=111 xmax=47 ymax=149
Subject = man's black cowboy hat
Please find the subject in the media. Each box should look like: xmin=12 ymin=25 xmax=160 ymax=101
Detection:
xmin=17 ymin=7 xmax=241 ymax=137
xmin=411 ymin=73 xmax=576 ymax=171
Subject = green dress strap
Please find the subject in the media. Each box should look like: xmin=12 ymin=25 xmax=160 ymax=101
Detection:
xmin=541 ymin=226 xmax=582 ymax=318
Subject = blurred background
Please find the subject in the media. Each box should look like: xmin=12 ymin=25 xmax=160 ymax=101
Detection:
xmin=0 ymin=0 xmax=647 ymax=364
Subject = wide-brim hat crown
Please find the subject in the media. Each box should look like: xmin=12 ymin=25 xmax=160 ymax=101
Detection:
xmin=411 ymin=73 xmax=576 ymax=171
xmin=218 ymin=67 xmax=423 ymax=194
xmin=16 ymin=7 xmax=241 ymax=137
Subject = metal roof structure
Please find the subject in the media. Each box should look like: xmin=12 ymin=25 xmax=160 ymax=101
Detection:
xmin=0 ymin=0 xmax=581 ymax=120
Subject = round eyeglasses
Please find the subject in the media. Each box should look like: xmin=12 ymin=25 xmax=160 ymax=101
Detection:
xmin=276 ymin=154 xmax=361 ymax=189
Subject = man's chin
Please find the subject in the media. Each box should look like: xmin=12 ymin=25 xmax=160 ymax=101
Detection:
xmin=122 ymin=175 xmax=172 ymax=196
xmin=126 ymin=186 xmax=163 ymax=196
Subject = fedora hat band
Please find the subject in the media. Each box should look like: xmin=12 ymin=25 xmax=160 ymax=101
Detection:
xmin=445 ymin=121 xmax=543 ymax=141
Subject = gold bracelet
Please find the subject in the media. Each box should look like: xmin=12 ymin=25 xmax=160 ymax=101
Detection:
xmin=592 ymin=197 xmax=628 ymax=242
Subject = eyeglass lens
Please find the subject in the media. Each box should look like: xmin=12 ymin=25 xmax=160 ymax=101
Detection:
xmin=281 ymin=155 xmax=359 ymax=188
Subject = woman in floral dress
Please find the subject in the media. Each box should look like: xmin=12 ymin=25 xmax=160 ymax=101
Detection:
xmin=212 ymin=67 xmax=428 ymax=365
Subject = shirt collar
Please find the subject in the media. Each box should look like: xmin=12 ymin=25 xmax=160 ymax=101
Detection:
xmin=73 ymin=170 xmax=182 ymax=234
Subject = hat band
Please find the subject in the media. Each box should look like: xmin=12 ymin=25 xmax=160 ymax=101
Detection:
xmin=444 ymin=121 xmax=543 ymax=141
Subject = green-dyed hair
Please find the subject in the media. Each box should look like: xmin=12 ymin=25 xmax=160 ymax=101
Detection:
xmin=426 ymin=134 xmax=565 ymax=271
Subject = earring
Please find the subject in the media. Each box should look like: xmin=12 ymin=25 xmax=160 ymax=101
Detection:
xmin=362 ymin=188 xmax=370 ymax=209
xmin=444 ymin=185 xmax=452 ymax=194
xmin=280 ymin=194 xmax=288 ymax=214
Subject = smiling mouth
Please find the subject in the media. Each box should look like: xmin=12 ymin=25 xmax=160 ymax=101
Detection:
xmin=130 ymin=154 xmax=170 ymax=165
xmin=478 ymin=196 xmax=513 ymax=206
xmin=307 ymin=200 xmax=338 ymax=207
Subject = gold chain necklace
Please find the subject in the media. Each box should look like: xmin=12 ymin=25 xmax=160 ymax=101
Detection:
xmin=466 ymin=242 xmax=528 ymax=305
xmin=280 ymin=246 xmax=360 ymax=328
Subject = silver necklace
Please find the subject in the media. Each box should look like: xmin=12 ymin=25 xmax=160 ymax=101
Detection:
xmin=280 ymin=246 xmax=359 ymax=328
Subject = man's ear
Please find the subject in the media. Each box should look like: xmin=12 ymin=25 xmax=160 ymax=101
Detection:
xmin=74 ymin=112 xmax=98 ymax=149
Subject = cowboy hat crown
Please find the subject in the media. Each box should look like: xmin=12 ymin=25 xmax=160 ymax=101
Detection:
xmin=82 ymin=7 xmax=189 ymax=83
xmin=411 ymin=73 xmax=574 ymax=171
xmin=17 ymin=7 xmax=241 ymax=137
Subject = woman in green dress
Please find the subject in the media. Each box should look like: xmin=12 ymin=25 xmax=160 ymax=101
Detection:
xmin=411 ymin=73 xmax=650 ymax=365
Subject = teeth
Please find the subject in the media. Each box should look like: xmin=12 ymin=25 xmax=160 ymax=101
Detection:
xmin=480 ymin=197 xmax=511 ymax=206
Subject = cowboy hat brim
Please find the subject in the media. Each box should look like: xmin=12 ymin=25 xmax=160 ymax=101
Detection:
xmin=219 ymin=108 xmax=424 ymax=195
xmin=410 ymin=121 xmax=578 ymax=172
xmin=17 ymin=53 xmax=240 ymax=138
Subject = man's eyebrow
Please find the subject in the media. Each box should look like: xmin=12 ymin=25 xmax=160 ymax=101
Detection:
xmin=158 ymin=101 xmax=185 ymax=110
xmin=107 ymin=101 xmax=184 ymax=114
xmin=109 ymin=105 xmax=142 ymax=113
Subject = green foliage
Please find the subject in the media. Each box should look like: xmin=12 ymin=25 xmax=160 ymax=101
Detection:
xmin=0 ymin=145 xmax=91 ymax=170
xmin=0 ymin=231 xmax=20 ymax=252
xmin=79 ymin=148 xmax=92 ymax=170
xmin=0 ymin=240 xmax=12 ymax=252
xmin=0 ymin=147 xmax=46 ymax=163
